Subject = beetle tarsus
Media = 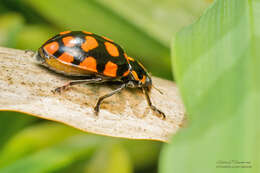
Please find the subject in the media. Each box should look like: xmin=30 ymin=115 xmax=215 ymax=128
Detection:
xmin=150 ymin=105 xmax=166 ymax=119
xmin=53 ymin=86 xmax=67 ymax=94
xmin=94 ymin=105 xmax=100 ymax=116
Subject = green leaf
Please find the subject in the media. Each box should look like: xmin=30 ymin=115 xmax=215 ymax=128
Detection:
xmin=85 ymin=142 xmax=133 ymax=173
xmin=0 ymin=112 xmax=35 ymax=148
xmin=159 ymin=0 xmax=259 ymax=173
xmin=0 ymin=122 xmax=81 ymax=167
xmin=95 ymin=0 xmax=211 ymax=47
xmin=121 ymin=140 xmax=161 ymax=170
xmin=0 ymin=13 xmax=24 ymax=47
xmin=16 ymin=25 xmax=58 ymax=50
xmin=0 ymin=4 xmax=8 ymax=14
xmin=0 ymin=135 xmax=103 ymax=173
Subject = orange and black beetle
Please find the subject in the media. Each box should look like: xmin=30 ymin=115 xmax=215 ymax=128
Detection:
xmin=36 ymin=31 xmax=165 ymax=118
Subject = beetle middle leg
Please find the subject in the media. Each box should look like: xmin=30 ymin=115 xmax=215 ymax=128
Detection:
xmin=94 ymin=83 xmax=126 ymax=115
xmin=53 ymin=77 xmax=103 ymax=93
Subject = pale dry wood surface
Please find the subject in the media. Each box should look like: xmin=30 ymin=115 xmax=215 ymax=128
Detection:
xmin=0 ymin=47 xmax=185 ymax=142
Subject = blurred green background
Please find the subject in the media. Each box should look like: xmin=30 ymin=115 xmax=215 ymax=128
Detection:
xmin=0 ymin=0 xmax=212 ymax=172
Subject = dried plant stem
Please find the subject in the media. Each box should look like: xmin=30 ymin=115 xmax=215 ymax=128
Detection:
xmin=0 ymin=47 xmax=185 ymax=142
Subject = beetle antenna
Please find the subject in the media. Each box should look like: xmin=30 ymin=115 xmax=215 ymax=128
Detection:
xmin=152 ymin=85 xmax=163 ymax=95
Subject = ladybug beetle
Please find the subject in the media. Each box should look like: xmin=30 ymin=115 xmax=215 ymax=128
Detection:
xmin=35 ymin=31 xmax=165 ymax=119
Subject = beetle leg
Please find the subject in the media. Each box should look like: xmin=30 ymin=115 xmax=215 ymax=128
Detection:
xmin=53 ymin=77 xmax=103 ymax=93
xmin=142 ymin=88 xmax=166 ymax=119
xmin=94 ymin=84 xmax=126 ymax=115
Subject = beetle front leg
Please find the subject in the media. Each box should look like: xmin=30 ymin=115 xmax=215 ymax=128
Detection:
xmin=142 ymin=88 xmax=166 ymax=119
